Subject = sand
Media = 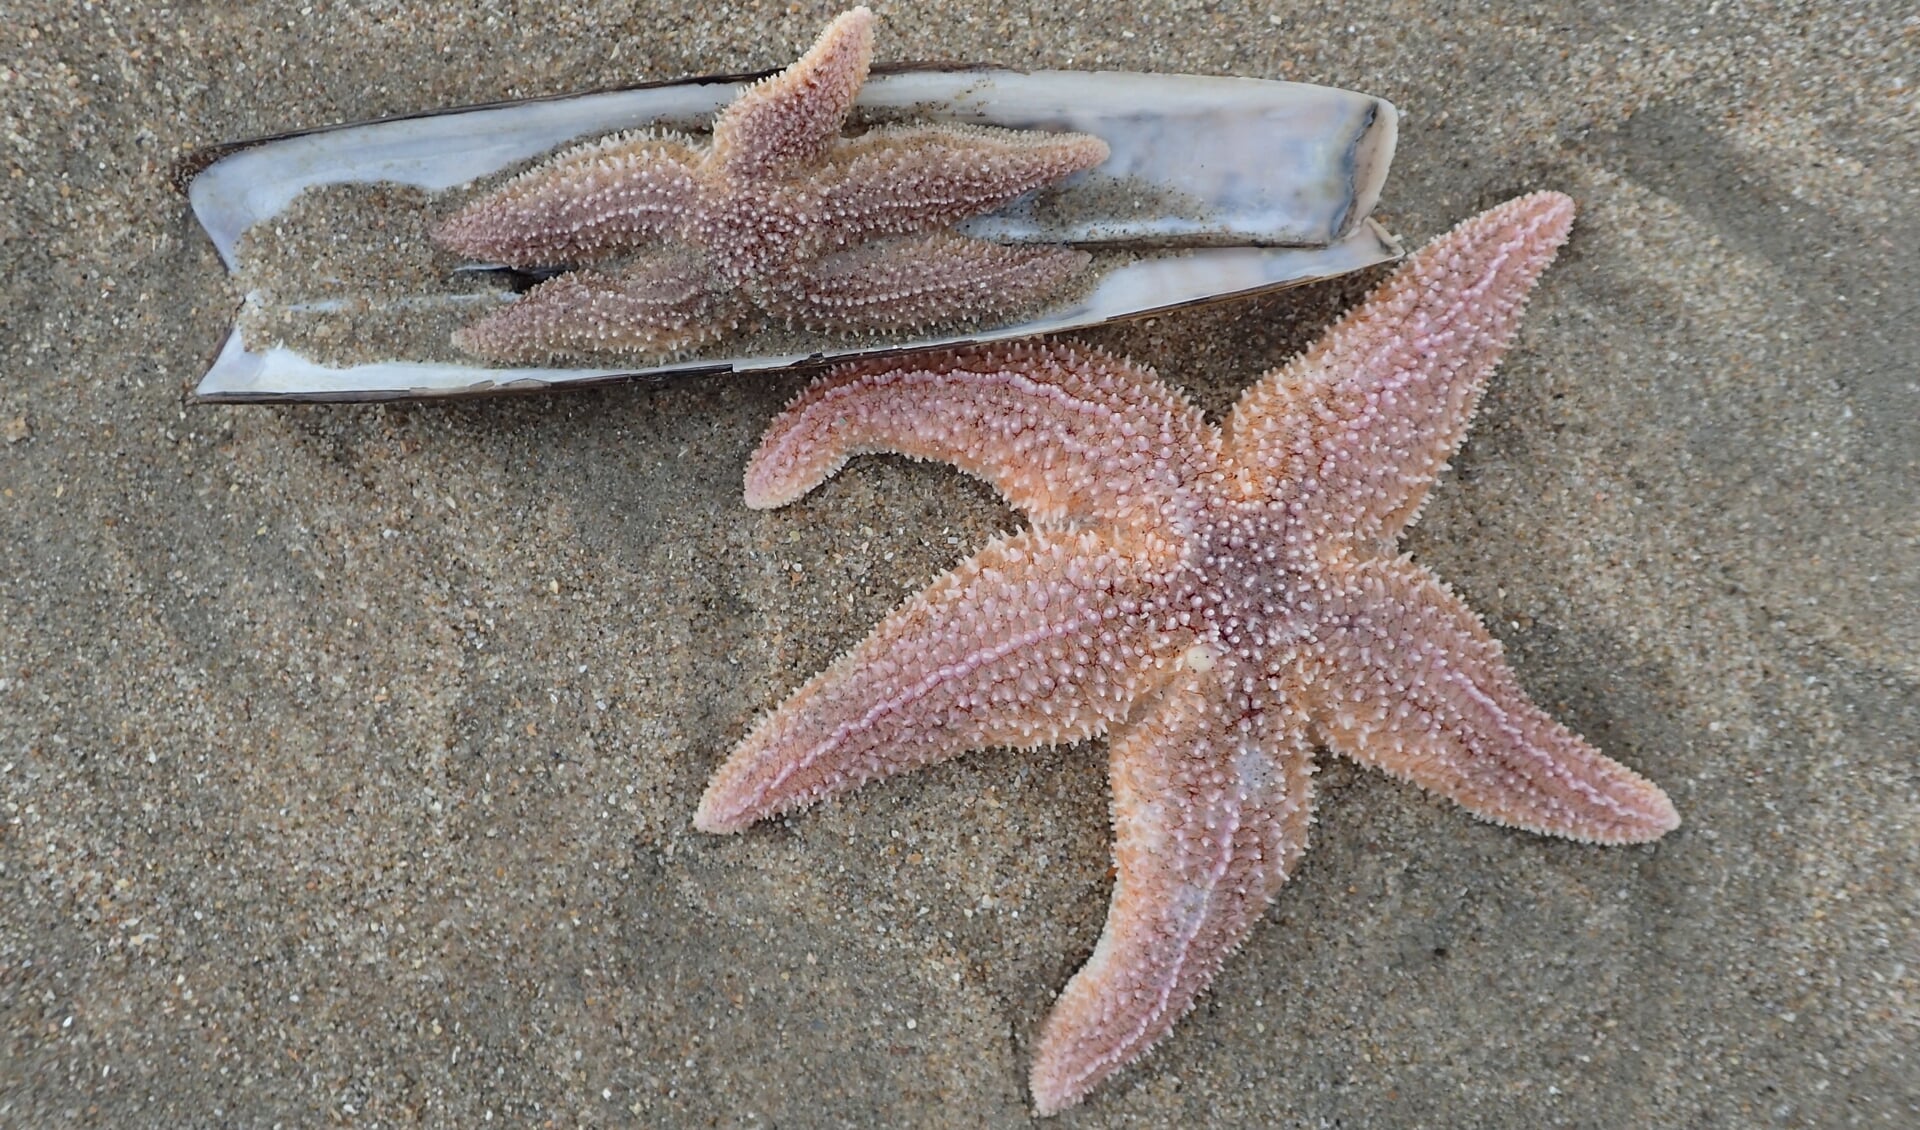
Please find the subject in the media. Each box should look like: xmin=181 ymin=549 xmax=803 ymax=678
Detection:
xmin=1 ymin=1 xmax=1913 ymax=1125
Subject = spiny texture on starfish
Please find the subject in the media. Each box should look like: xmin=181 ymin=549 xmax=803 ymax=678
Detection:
xmin=435 ymin=6 xmax=1108 ymax=360
xmin=697 ymin=192 xmax=1680 ymax=1114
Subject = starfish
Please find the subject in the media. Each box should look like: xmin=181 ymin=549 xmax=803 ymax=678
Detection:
xmin=435 ymin=6 xmax=1109 ymax=361
xmin=695 ymin=192 xmax=1681 ymax=1113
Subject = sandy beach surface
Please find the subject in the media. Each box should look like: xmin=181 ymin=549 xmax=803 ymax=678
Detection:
xmin=2 ymin=1 xmax=1913 ymax=1124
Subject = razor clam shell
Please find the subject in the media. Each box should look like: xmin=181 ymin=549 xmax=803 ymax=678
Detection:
xmin=195 ymin=225 xmax=1400 ymax=402
xmin=187 ymin=65 xmax=1400 ymax=402
xmin=191 ymin=66 xmax=1396 ymax=266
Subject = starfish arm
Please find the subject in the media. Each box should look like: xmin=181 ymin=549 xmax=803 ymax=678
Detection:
xmin=744 ymin=340 xmax=1216 ymax=529
xmin=810 ymin=123 xmax=1110 ymax=244
xmin=695 ymin=527 xmax=1181 ymax=834
xmin=710 ymin=6 xmax=874 ymax=181
xmin=434 ymin=131 xmax=701 ymax=267
xmin=451 ymin=254 xmax=742 ymax=360
xmin=1296 ymin=556 xmax=1679 ymax=844
xmin=1224 ymin=192 xmax=1575 ymax=548
xmin=1031 ymin=666 xmax=1314 ymax=1116
xmin=756 ymin=232 xmax=1090 ymax=333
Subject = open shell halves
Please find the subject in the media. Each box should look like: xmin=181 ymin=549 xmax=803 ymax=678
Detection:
xmin=187 ymin=65 xmax=1400 ymax=402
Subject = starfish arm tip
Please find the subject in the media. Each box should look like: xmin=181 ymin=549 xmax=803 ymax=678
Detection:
xmin=449 ymin=304 xmax=540 ymax=361
xmin=1541 ymin=755 xmax=1683 ymax=846
xmin=1607 ymin=782 xmax=1682 ymax=843
xmin=430 ymin=213 xmax=480 ymax=258
xmin=712 ymin=5 xmax=877 ymax=179
xmin=1027 ymin=1066 xmax=1078 ymax=1118
xmin=1522 ymin=187 xmax=1577 ymax=227
xmin=739 ymin=487 xmax=785 ymax=512
xmin=1653 ymin=792 xmax=1682 ymax=834
xmin=691 ymin=793 xmax=749 ymax=835
xmin=743 ymin=426 xmax=849 ymax=510
xmin=433 ymin=205 xmax=541 ymax=265
xmin=1489 ymin=781 xmax=1679 ymax=845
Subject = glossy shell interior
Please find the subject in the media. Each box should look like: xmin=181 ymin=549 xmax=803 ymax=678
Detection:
xmin=188 ymin=64 xmax=1401 ymax=402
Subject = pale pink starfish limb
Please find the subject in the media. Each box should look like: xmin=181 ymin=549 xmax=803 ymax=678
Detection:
xmin=1030 ymin=668 xmax=1316 ymax=1116
xmin=1225 ymin=191 xmax=1578 ymax=548
xmin=433 ymin=131 xmax=701 ymax=266
xmin=452 ymin=253 xmax=740 ymax=360
xmin=814 ymin=124 xmax=1112 ymax=243
xmin=761 ymin=233 xmax=1091 ymax=333
xmin=1297 ymin=556 xmax=1680 ymax=844
xmin=701 ymin=191 xmax=1679 ymax=1114
xmin=710 ymin=6 xmax=876 ymax=181
xmin=742 ymin=340 xmax=1212 ymax=525
xmin=694 ymin=527 xmax=1180 ymax=834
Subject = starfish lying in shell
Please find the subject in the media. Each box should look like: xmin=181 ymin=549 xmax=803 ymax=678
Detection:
xmin=435 ymin=6 xmax=1109 ymax=360
xmin=697 ymin=192 xmax=1679 ymax=1114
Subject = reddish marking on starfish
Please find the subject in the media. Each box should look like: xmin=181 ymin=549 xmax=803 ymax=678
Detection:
xmin=699 ymin=192 xmax=1680 ymax=1114
xmin=434 ymin=7 xmax=1108 ymax=360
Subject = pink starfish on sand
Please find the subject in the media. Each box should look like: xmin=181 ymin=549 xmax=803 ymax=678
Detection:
xmin=698 ymin=192 xmax=1679 ymax=1113
xmin=436 ymin=7 xmax=1108 ymax=360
